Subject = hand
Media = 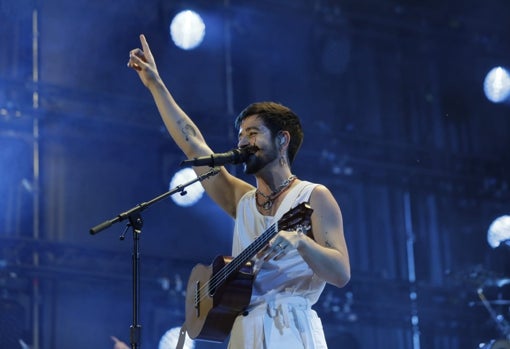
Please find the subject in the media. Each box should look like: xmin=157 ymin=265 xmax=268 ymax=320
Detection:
xmin=260 ymin=228 xmax=305 ymax=261
xmin=127 ymin=34 xmax=160 ymax=87
xmin=111 ymin=336 xmax=130 ymax=349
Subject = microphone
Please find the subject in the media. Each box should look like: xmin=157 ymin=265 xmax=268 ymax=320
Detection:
xmin=180 ymin=146 xmax=258 ymax=167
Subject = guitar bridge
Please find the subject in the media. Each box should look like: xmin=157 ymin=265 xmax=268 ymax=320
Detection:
xmin=194 ymin=280 xmax=200 ymax=317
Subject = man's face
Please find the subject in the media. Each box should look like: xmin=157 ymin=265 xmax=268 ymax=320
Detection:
xmin=237 ymin=115 xmax=278 ymax=174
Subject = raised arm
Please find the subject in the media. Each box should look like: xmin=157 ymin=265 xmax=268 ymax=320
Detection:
xmin=127 ymin=34 xmax=253 ymax=217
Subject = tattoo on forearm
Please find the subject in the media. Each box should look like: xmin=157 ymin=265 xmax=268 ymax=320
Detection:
xmin=181 ymin=124 xmax=197 ymax=141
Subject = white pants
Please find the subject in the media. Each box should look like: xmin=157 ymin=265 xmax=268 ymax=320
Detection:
xmin=227 ymin=296 xmax=328 ymax=349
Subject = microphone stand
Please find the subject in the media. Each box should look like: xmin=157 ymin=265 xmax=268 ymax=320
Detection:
xmin=89 ymin=167 xmax=220 ymax=349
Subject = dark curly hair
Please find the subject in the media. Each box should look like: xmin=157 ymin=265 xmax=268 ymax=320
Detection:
xmin=234 ymin=102 xmax=304 ymax=165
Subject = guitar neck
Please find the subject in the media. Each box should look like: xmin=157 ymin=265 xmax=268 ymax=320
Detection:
xmin=213 ymin=222 xmax=278 ymax=285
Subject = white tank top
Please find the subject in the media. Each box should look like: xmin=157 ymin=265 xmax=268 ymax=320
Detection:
xmin=232 ymin=181 xmax=326 ymax=307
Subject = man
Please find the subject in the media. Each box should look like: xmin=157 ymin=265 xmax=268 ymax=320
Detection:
xmin=128 ymin=34 xmax=350 ymax=349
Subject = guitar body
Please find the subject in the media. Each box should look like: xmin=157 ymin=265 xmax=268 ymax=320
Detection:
xmin=185 ymin=256 xmax=254 ymax=342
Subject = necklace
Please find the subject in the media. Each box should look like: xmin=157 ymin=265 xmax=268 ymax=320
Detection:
xmin=256 ymin=175 xmax=297 ymax=211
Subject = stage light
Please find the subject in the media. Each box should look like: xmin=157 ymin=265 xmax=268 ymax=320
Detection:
xmin=170 ymin=10 xmax=205 ymax=50
xmin=169 ymin=168 xmax=205 ymax=207
xmin=487 ymin=215 xmax=510 ymax=248
xmin=483 ymin=66 xmax=510 ymax=103
xmin=158 ymin=327 xmax=195 ymax=349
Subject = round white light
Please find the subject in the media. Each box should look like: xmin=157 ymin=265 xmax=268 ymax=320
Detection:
xmin=483 ymin=66 xmax=510 ymax=103
xmin=170 ymin=10 xmax=205 ymax=50
xmin=487 ymin=215 xmax=510 ymax=248
xmin=169 ymin=168 xmax=205 ymax=207
xmin=158 ymin=327 xmax=195 ymax=349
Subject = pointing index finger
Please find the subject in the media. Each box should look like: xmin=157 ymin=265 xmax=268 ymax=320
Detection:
xmin=139 ymin=34 xmax=153 ymax=60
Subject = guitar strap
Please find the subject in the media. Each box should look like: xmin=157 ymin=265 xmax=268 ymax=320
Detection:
xmin=175 ymin=325 xmax=187 ymax=349
xmin=274 ymin=181 xmax=316 ymax=220
xmin=274 ymin=181 xmax=317 ymax=241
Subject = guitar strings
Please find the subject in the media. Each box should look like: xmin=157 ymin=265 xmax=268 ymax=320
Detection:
xmin=195 ymin=223 xmax=277 ymax=303
xmin=195 ymin=222 xmax=279 ymax=305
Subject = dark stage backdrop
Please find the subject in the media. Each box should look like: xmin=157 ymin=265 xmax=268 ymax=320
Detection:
xmin=1 ymin=1 xmax=509 ymax=349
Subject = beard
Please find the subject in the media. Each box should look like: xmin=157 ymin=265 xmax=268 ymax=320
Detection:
xmin=243 ymin=146 xmax=279 ymax=175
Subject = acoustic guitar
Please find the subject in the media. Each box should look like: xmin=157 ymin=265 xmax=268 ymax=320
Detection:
xmin=183 ymin=202 xmax=313 ymax=342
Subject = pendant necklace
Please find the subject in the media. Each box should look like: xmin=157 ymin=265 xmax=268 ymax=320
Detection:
xmin=256 ymin=175 xmax=297 ymax=211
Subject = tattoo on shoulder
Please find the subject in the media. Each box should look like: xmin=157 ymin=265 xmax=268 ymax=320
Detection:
xmin=181 ymin=124 xmax=197 ymax=141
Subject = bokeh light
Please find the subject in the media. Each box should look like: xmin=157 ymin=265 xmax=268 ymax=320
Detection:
xmin=487 ymin=215 xmax=510 ymax=248
xmin=158 ymin=327 xmax=195 ymax=349
xmin=483 ymin=66 xmax=510 ymax=103
xmin=170 ymin=10 xmax=206 ymax=50
xmin=169 ymin=167 xmax=205 ymax=207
